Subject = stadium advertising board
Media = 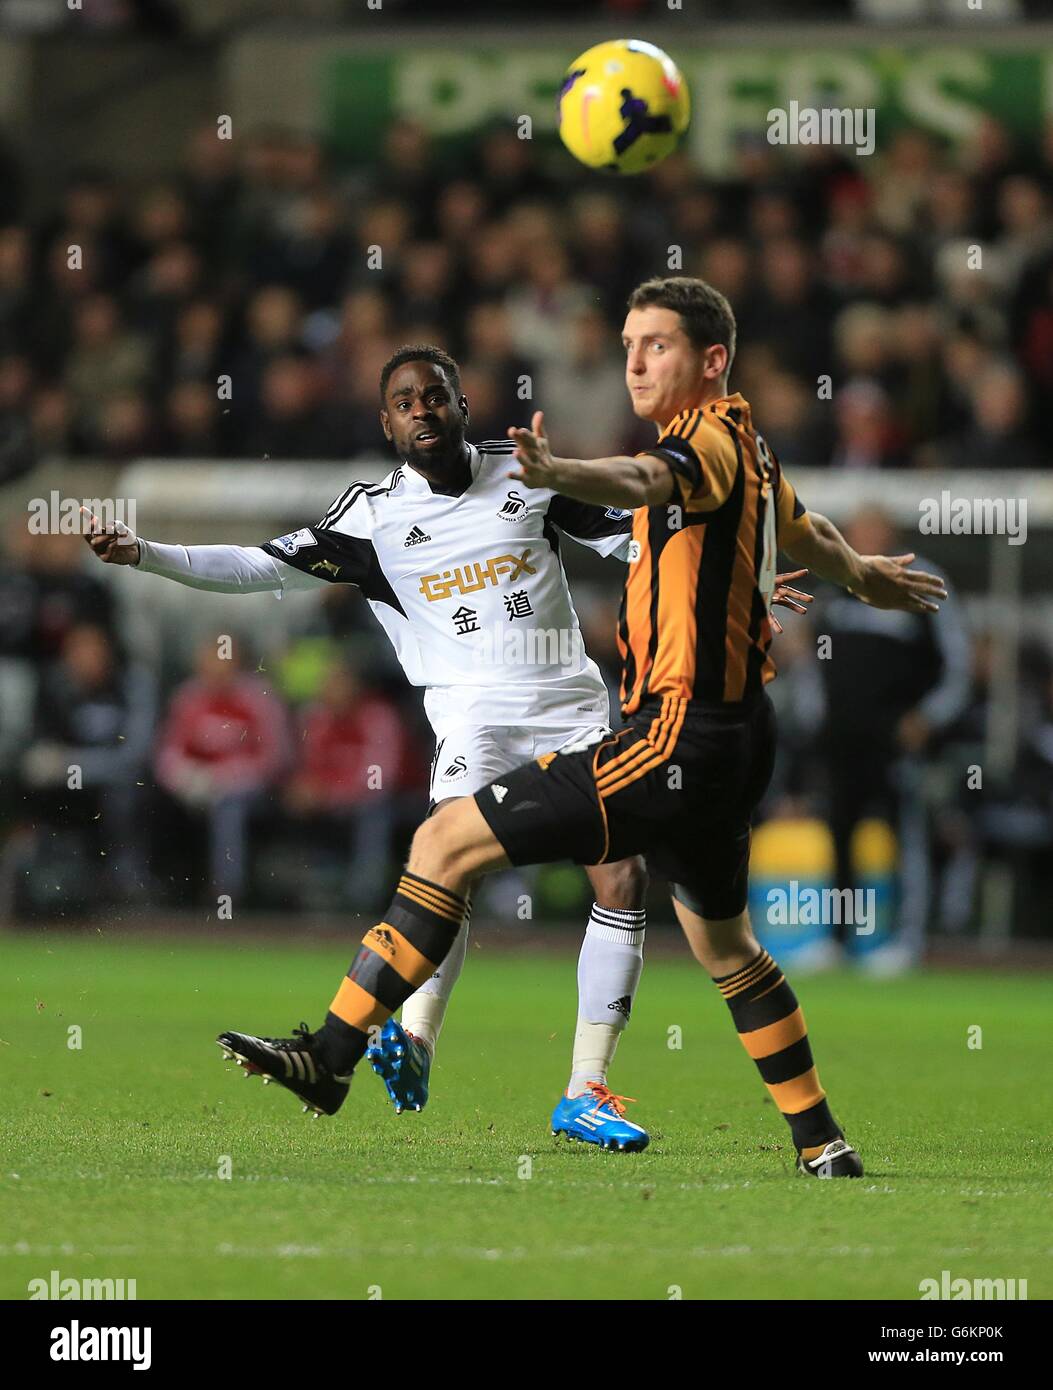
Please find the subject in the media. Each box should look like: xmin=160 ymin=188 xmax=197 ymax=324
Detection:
xmin=311 ymin=43 xmax=1053 ymax=172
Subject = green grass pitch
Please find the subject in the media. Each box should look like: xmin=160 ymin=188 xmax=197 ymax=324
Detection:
xmin=1 ymin=933 xmax=1050 ymax=1301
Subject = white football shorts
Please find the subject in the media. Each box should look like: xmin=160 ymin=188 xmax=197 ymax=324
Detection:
xmin=428 ymin=721 xmax=611 ymax=805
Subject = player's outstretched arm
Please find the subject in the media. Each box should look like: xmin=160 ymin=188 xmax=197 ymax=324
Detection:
xmin=783 ymin=510 xmax=947 ymax=615
xmin=507 ymin=412 xmax=673 ymax=509
xmin=81 ymin=508 xmax=313 ymax=595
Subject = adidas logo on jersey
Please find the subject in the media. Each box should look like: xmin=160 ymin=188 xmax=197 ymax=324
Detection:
xmin=491 ymin=784 xmax=508 ymax=803
xmin=404 ymin=525 xmax=431 ymax=547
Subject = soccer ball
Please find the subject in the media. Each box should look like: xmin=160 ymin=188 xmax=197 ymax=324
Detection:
xmin=557 ymin=39 xmax=690 ymax=175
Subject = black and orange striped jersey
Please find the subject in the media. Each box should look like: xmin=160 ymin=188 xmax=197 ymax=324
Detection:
xmin=617 ymin=392 xmax=809 ymax=713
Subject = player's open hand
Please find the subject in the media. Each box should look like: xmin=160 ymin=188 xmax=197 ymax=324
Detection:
xmin=770 ymin=569 xmax=812 ymax=635
xmin=507 ymin=411 xmax=556 ymax=488
xmin=82 ymin=506 xmax=140 ymax=565
xmin=855 ymin=553 xmax=947 ymax=614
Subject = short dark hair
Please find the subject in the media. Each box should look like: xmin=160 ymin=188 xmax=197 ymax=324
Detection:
xmin=379 ymin=344 xmax=462 ymax=404
xmin=627 ymin=276 xmax=736 ymax=370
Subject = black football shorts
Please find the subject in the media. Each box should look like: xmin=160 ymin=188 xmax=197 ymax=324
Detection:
xmin=475 ymin=692 xmax=777 ymax=920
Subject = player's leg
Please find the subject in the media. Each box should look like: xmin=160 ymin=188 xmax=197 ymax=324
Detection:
xmin=370 ymin=726 xmax=527 ymax=1111
xmin=551 ymin=854 xmax=650 ymax=1151
xmin=217 ymin=797 xmax=508 ymax=1115
xmin=670 ymin=890 xmax=862 ymax=1178
xmin=655 ymin=691 xmax=862 ymax=1177
xmin=572 ymin=857 xmax=647 ymax=1094
xmin=369 ymin=786 xmax=472 ymax=1112
xmin=393 ymin=888 xmax=470 ymax=1048
xmin=364 ymin=888 xmax=471 ymax=1114
xmin=395 ymin=744 xmax=494 ymax=1064
xmin=325 ymin=795 xmax=504 ymax=1053
xmin=217 ymin=724 xmax=620 ymax=1119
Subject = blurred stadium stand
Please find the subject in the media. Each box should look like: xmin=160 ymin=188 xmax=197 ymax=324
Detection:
xmin=1 ymin=7 xmax=1052 ymax=955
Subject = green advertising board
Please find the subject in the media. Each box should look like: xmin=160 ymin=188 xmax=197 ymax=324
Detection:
xmin=322 ymin=42 xmax=1053 ymax=173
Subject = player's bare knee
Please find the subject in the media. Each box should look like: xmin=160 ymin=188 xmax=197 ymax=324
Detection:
xmin=407 ymin=814 xmax=458 ymax=881
xmin=698 ymin=914 xmax=759 ymax=975
xmin=408 ymin=803 xmax=492 ymax=889
xmin=682 ymin=932 xmax=711 ymax=969
xmin=589 ymin=856 xmax=648 ymax=910
xmin=673 ymin=897 xmax=758 ymax=974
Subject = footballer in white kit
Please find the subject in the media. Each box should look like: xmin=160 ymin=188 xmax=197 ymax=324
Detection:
xmin=87 ymin=345 xmax=654 ymax=1151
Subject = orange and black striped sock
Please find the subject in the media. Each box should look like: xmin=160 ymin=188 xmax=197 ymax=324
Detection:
xmin=714 ymin=948 xmax=842 ymax=1158
xmin=315 ymin=872 xmax=467 ymax=1074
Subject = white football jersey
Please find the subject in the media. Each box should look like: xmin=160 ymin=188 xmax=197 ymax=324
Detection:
xmin=261 ymin=441 xmax=632 ymax=735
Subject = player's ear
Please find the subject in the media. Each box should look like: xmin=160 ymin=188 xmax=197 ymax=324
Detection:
xmin=704 ymin=343 xmax=729 ymax=381
xmin=458 ymin=394 xmax=470 ymax=427
xmin=379 ymin=408 xmax=393 ymax=442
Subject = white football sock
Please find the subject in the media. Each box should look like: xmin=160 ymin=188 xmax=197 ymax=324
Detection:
xmin=568 ymin=904 xmax=645 ymax=1096
xmin=400 ymin=898 xmax=471 ymax=1056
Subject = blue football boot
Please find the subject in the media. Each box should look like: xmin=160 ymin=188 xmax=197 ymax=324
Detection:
xmin=366 ymin=1018 xmax=431 ymax=1114
xmin=551 ymin=1082 xmax=650 ymax=1152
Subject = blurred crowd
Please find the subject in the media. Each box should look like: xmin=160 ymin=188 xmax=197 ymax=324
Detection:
xmin=0 ymin=529 xmax=432 ymax=917
xmin=3 ymin=107 xmax=1053 ymax=938
xmin=4 ymin=0 xmax=1052 ymax=39
xmin=2 ymin=113 xmax=1053 ymax=476
xmin=3 ymin=516 xmax=1053 ymax=941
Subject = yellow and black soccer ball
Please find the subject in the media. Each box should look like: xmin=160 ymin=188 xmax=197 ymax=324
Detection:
xmin=557 ymin=38 xmax=690 ymax=175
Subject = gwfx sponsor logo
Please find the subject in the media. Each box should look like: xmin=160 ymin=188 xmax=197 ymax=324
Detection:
xmin=419 ymin=550 xmax=537 ymax=602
